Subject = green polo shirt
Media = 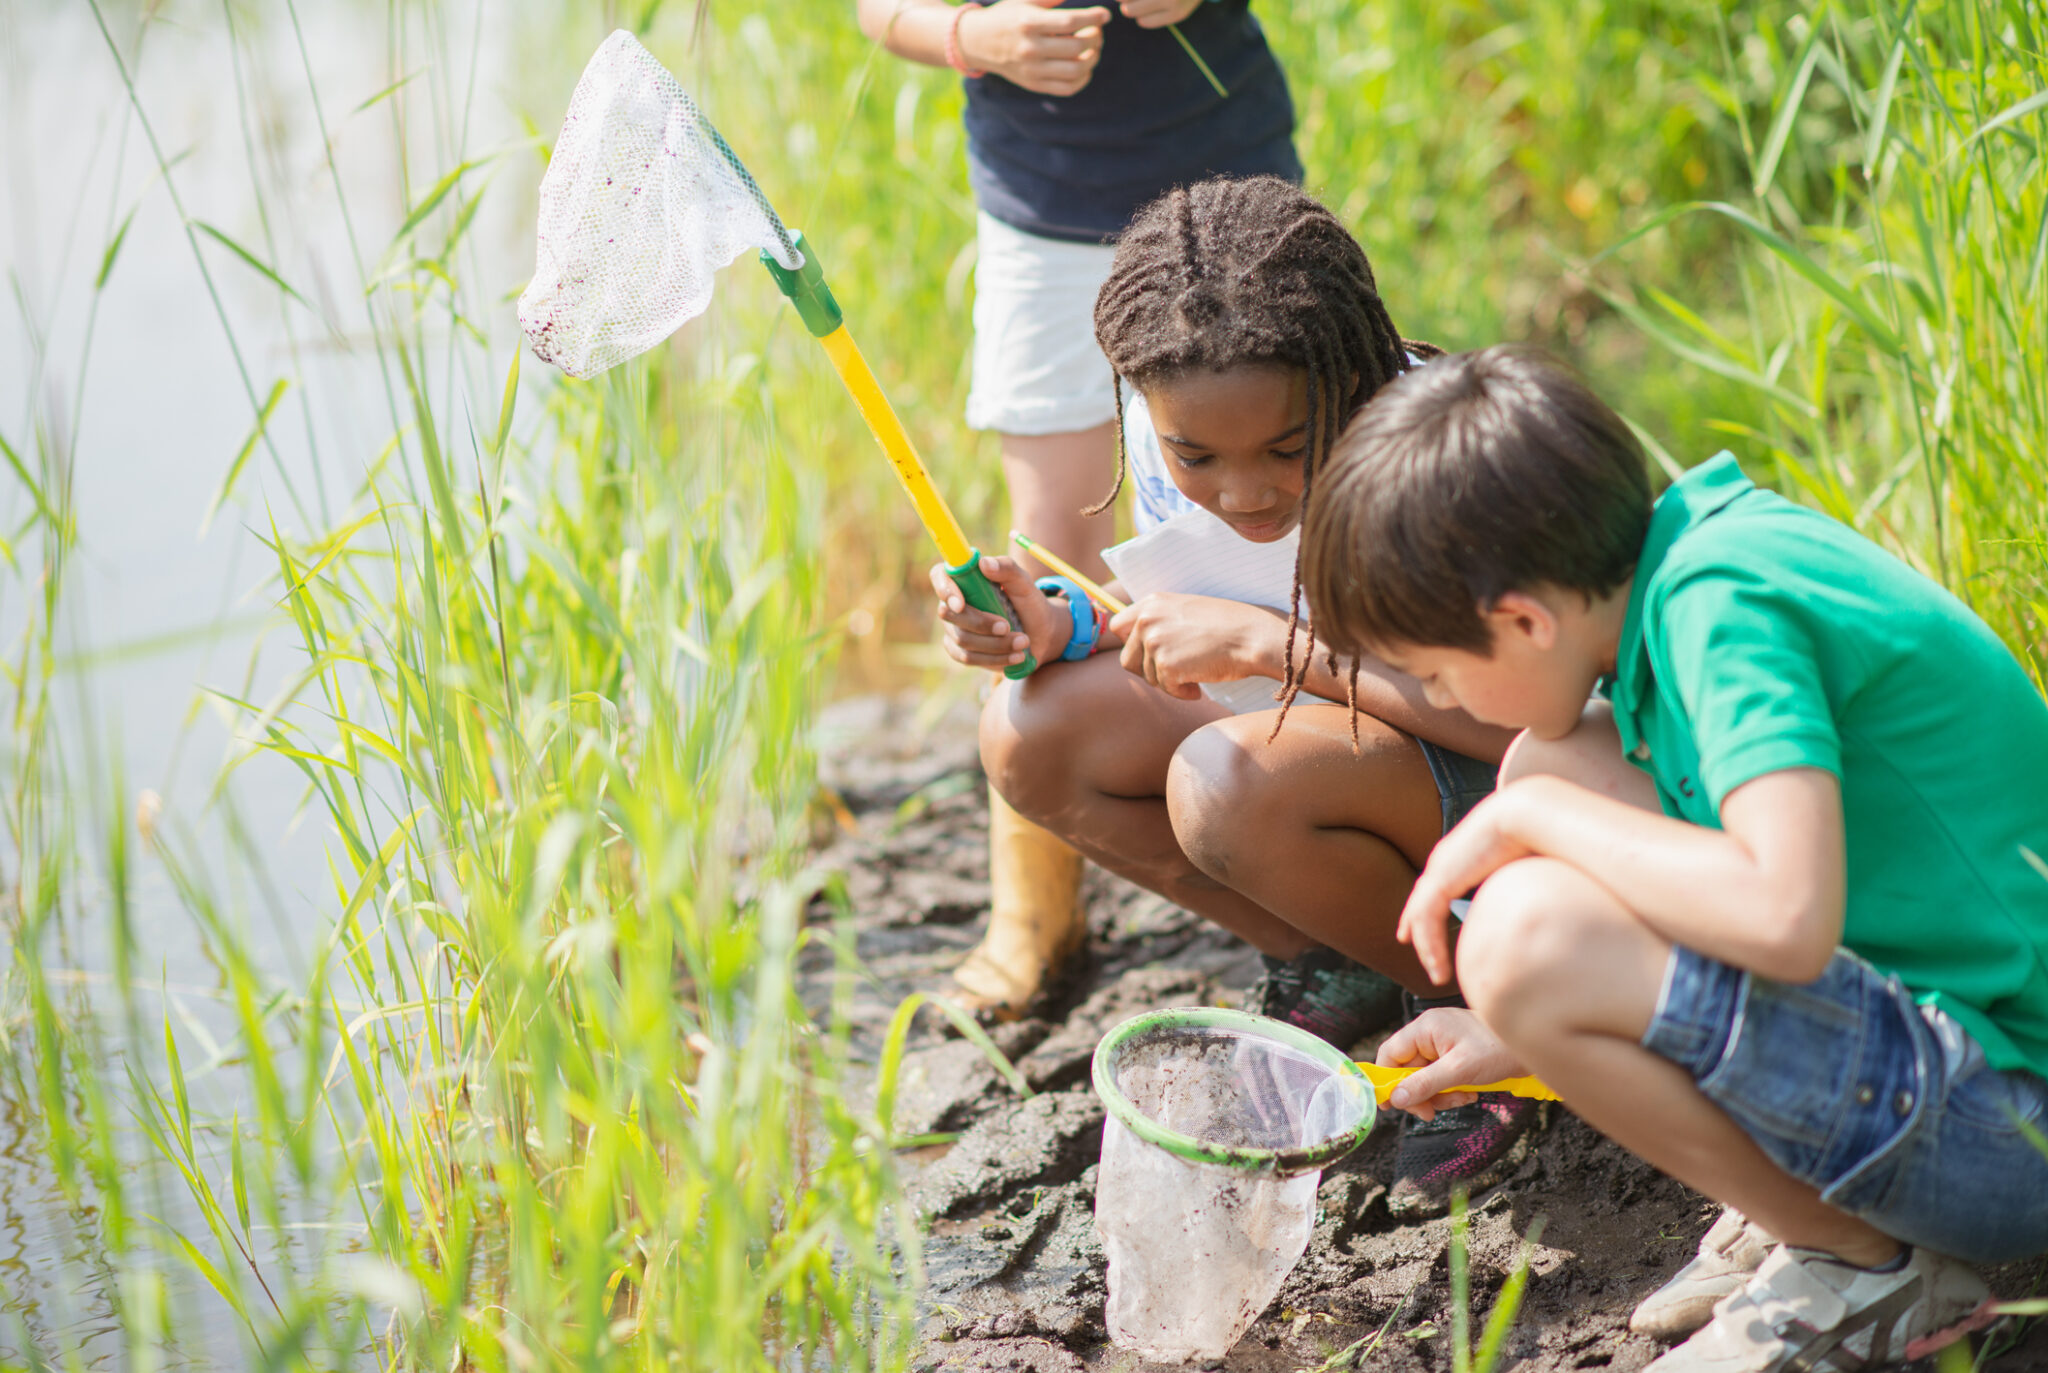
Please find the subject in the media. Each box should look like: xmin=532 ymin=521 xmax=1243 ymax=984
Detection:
xmin=1608 ymin=453 xmax=2048 ymax=1078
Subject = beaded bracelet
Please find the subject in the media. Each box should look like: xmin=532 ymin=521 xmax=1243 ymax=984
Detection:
xmin=945 ymin=4 xmax=987 ymax=79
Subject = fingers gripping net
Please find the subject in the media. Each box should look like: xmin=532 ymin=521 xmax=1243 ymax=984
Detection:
xmin=518 ymin=30 xmax=801 ymax=378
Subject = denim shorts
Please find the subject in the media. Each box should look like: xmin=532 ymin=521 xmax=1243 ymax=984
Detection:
xmin=1417 ymin=739 xmax=1497 ymax=835
xmin=1643 ymin=945 xmax=2048 ymax=1263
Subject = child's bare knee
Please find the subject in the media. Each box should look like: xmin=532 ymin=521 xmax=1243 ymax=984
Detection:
xmin=1166 ymin=720 xmax=1260 ymax=881
xmin=980 ymin=680 xmax=1074 ymax=819
xmin=1456 ymin=858 xmax=1589 ymax=1026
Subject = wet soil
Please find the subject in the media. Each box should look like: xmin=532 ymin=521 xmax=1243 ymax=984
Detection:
xmin=802 ymin=694 xmax=2048 ymax=1373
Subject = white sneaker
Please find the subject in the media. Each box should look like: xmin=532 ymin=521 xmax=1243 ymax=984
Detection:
xmin=1645 ymin=1245 xmax=1996 ymax=1372
xmin=1632 ymin=1207 xmax=1777 ymax=1339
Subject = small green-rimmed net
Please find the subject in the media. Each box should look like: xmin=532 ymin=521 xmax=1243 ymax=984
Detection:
xmin=1090 ymin=1006 xmax=1376 ymax=1177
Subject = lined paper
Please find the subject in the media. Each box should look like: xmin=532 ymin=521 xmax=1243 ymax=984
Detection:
xmin=1101 ymin=508 xmax=1326 ymax=714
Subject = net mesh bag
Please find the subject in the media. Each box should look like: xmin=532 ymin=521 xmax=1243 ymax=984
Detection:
xmin=518 ymin=30 xmax=801 ymax=378
xmin=1090 ymin=1009 xmax=1375 ymax=1362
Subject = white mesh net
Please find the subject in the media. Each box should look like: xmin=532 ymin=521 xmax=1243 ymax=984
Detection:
xmin=518 ymin=30 xmax=801 ymax=378
xmin=1094 ymin=1023 xmax=1374 ymax=1361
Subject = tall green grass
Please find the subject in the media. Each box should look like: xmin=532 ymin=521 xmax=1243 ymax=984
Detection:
xmin=7 ymin=3 xmax=915 ymax=1368
xmin=1607 ymin=0 xmax=2047 ymax=680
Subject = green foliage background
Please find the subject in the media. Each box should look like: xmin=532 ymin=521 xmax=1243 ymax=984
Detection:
xmin=0 ymin=0 xmax=2039 ymax=1369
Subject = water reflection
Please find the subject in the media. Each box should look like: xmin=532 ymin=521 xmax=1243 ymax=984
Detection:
xmin=0 ymin=1 xmax=608 ymax=1361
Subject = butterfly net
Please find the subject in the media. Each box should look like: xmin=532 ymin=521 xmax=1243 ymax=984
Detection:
xmin=517 ymin=30 xmax=801 ymax=378
xmin=1091 ymin=1010 xmax=1375 ymax=1361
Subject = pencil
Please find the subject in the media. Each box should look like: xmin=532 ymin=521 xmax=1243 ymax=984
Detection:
xmin=1010 ymin=531 xmax=1128 ymax=614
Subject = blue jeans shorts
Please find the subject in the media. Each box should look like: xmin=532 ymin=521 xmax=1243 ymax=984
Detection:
xmin=1417 ymin=739 xmax=1497 ymax=834
xmin=1643 ymin=945 xmax=2048 ymax=1263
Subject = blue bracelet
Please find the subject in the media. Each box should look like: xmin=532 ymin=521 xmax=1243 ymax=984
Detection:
xmin=1037 ymin=576 xmax=1099 ymax=661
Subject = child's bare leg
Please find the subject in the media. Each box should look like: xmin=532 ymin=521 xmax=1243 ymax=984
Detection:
xmin=962 ymin=423 xmax=1114 ymax=1017
xmin=1501 ymin=699 xmax=1663 ymax=809
xmin=1165 ymin=703 xmax=1444 ymax=993
xmin=1456 ymin=856 xmax=1902 ymax=1266
xmin=982 ymin=656 xmax=1316 ymax=958
xmin=1000 ymin=424 xmax=1118 ymax=582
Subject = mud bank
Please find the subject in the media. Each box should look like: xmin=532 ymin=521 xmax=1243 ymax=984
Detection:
xmin=802 ymin=695 xmax=2048 ymax=1372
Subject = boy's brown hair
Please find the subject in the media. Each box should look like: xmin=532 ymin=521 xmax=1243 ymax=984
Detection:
xmin=1303 ymin=346 xmax=1654 ymax=655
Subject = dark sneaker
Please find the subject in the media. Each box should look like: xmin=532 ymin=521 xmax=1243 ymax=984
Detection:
xmin=1244 ymin=947 xmax=1405 ymax=1048
xmin=1386 ymin=1091 xmax=1546 ymax=1218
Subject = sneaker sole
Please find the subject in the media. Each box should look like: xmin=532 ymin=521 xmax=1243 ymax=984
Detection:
xmin=1903 ymin=1298 xmax=2001 ymax=1362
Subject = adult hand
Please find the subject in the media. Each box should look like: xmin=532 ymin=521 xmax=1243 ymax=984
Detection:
xmin=1117 ymin=0 xmax=1202 ymax=28
xmin=930 ymin=555 xmax=1069 ymax=671
xmin=958 ymin=0 xmax=1111 ymax=96
xmin=1377 ymin=1008 xmax=1529 ymax=1121
xmin=1109 ymin=593 xmax=1275 ymax=701
xmin=1396 ymin=787 xmax=1534 ymax=986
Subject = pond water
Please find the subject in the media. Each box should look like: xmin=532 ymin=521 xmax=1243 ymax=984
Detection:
xmin=0 ymin=2 xmax=618 ymax=1361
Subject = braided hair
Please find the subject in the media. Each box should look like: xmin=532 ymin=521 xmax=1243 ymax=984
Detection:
xmin=1090 ymin=175 xmax=1439 ymax=744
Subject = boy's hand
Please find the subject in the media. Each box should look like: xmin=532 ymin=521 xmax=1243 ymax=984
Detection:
xmin=959 ymin=0 xmax=1110 ymax=96
xmin=1117 ymin=0 xmax=1202 ymax=27
xmin=1110 ymin=593 xmax=1272 ymax=700
xmin=1397 ymin=787 xmax=1533 ymax=985
xmin=931 ymin=555 xmax=1069 ymax=671
xmin=1377 ymin=1008 xmax=1528 ymax=1121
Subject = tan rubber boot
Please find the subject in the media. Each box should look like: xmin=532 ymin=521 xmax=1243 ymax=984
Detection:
xmin=951 ymin=786 xmax=1086 ymax=1021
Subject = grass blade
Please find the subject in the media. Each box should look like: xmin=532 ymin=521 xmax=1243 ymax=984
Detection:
xmin=1947 ymin=86 xmax=2048 ymax=162
xmin=1474 ymin=1216 xmax=1547 ymax=1373
xmin=202 ymin=377 xmax=289 ymax=533
xmin=1862 ymin=34 xmax=1908 ymax=176
xmin=1754 ymin=9 xmax=1827 ymax=198
xmin=192 ymin=220 xmax=315 ymax=312
xmin=97 ymin=201 xmax=141 ymax=291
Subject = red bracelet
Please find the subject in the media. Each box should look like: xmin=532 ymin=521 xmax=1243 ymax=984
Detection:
xmin=1090 ymin=602 xmax=1111 ymax=652
xmin=946 ymin=4 xmax=987 ymax=78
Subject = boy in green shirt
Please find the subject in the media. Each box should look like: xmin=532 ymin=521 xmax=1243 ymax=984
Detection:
xmin=1300 ymin=345 xmax=2048 ymax=1371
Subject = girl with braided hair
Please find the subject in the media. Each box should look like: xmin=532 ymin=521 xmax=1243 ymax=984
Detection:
xmin=932 ymin=175 xmax=1544 ymax=1216
xmin=860 ymin=0 xmax=1305 ymax=1028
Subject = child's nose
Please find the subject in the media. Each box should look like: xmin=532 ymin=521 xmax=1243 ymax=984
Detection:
xmin=1216 ymin=482 xmax=1276 ymax=514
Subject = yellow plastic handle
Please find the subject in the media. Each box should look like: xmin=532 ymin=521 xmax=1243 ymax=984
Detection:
xmin=1354 ymin=1060 xmax=1560 ymax=1106
xmin=815 ymin=324 xmax=972 ymax=568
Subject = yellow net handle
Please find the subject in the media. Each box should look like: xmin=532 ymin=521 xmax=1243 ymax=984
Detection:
xmin=815 ymin=325 xmax=972 ymax=568
xmin=1355 ymin=1060 xmax=1560 ymax=1105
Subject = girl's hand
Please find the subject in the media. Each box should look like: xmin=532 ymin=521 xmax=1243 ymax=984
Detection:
xmin=1109 ymin=593 xmax=1276 ymax=700
xmin=1377 ymin=1008 xmax=1529 ymax=1121
xmin=930 ymin=555 xmax=1070 ymax=672
xmin=1117 ymin=0 xmax=1202 ymax=28
xmin=1397 ymin=787 xmax=1534 ymax=986
xmin=959 ymin=0 xmax=1111 ymax=97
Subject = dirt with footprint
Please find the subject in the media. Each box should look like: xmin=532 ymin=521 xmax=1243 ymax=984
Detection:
xmin=801 ymin=695 xmax=2048 ymax=1373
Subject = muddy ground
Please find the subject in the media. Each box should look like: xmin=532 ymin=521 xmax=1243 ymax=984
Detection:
xmin=802 ymin=694 xmax=2048 ymax=1373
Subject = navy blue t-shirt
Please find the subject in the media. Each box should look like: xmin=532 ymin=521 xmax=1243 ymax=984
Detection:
xmin=962 ymin=0 xmax=1300 ymax=243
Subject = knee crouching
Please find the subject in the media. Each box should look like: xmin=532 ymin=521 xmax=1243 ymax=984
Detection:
xmin=1165 ymin=720 xmax=1264 ymax=883
xmin=1455 ymin=858 xmax=1589 ymax=1037
xmin=980 ymin=680 xmax=1072 ymax=824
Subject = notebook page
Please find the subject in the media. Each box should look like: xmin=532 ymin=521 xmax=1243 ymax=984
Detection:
xmin=1101 ymin=508 xmax=1318 ymax=715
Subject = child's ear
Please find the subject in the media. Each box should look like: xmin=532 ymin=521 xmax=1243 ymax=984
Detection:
xmin=1484 ymin=590 xmax=1560 ymax=651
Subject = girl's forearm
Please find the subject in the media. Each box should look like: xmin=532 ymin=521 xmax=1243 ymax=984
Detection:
xmin=857 ymin=0 xmax=958 ymax=66
xmin=1493 ymin=772 xmax=1845 ymax=980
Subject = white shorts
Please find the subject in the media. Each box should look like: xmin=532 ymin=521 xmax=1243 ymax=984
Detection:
xmin=965 ymin=213 xmax=1120 ymax=435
